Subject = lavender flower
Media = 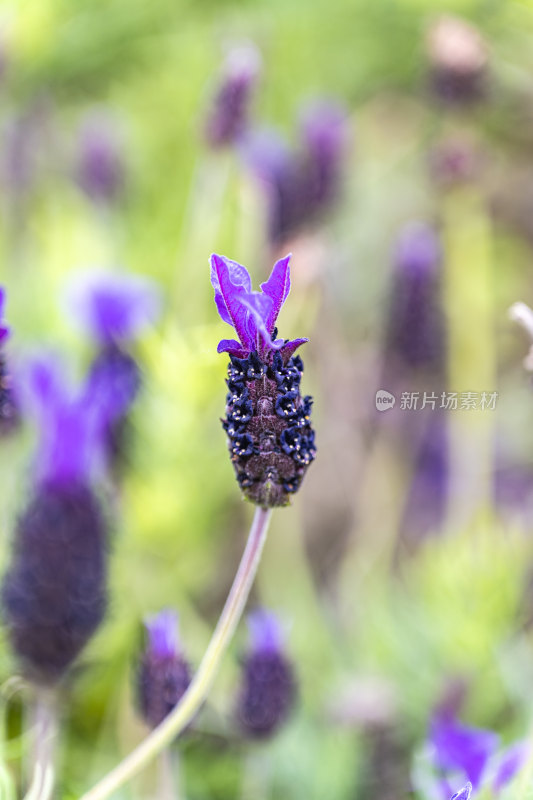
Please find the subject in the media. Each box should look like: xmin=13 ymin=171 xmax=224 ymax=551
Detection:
xmin=138 ymin=610 xmax=191 ymax=729
xmin=75 ymin=111 xmax=125 ymax=205
xmin=430 ymin=714 xmax=499 ymax=792
xmin=385 ymin=222 xmax=445 ymax=371
xmin=450 ymin=783 xmax=472 ymax=800
xmin=211 ymin=253 xmax=316 ymax=507
xmin=66 ymin=270 xmax=161 ymax=466
xmin=243 ymin=100 xmax=347 ymax=245
xmin=0 ymin=287 xmax=18 ymax=434
xmin=426 ymin=16 xmax=488 ymax=107
xmin=236 ymin=609 xmax=296 ymax=739
xmin=205 ymin=44 xmax=261 ymax=148
xmin=1 ymin=355 xmax=121 ymax=684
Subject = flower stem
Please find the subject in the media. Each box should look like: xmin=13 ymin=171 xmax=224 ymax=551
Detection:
xmin=80 ymin=506 xmax=273 ymax=800
xmin=23 ymin=688 xmax=58 ymax=800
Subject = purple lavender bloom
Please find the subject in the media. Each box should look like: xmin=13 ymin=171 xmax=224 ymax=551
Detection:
xmin=492 ymin=742 xmax=528 ymax=793
xmin=0 ymin=288 xmax=18 ymax=434
xmin=236 ymin=609 xmax=296 ymax=739
xmin=426 ymin=16 xmax=488 ymax=107
xmin=385 ymin=222 xmax=445 ymax=371
xmin=430 ymin=715 xmax=499 ymax=792
xmin=450 ymin=783 xmax=472 ymax=800
xmin=75 ymin=111 xmax=125 ymax=205
xmin=205 ymin=44 xmax=261 ymax=148
xmin=1 ymin=355 xmax=122 ymax=683
xmin=211 ymin=254 xmax=315 ymax=506
xmin=0 ymin=288 xmax=9 ymax=344
xmin=243 ymin=100 xmax=347 ymax=245
xmin=66 ymin=270 xmax=161 ymax=346
xmin=138 ymin=610 xmax=191 ymax=728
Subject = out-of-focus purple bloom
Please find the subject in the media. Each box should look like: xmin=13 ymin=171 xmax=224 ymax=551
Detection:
xmin=66 ymin=270 xmax=160 ymax=345
xmin=401 ymin=417 xmax=448 ymax=544
xmin=492 ymin=742 xmax=528 ymax=793
xmin=0 ymin=287 xmax=9 ymax=344
xmin=1 ymin=111 xmax=40 ymax=202
xmin=243 ymin=100 xmax=348 ymax=245
xmin=430 ymin=714 xmax=499 ymax=791
xmin=450 ymin=783 xmax=472 ymax=800
xmin=205 ymin=44 xmax=261 ymax=148
xmin=385 ymin=222 xmax=445 ymax=371
xmin=18 ymin=354 xmax=124 ymax=487
xmin=138 ymin=610 xmax=191 ymax=728
xmin=75 ymin=111 xmax=125 ymax=205
xmin=236 ymin=609 xmax=296 ymax=738
xmin=429 ymin=137 xmax=481 ymax=187
xmin=211 ymin=253 xmax=307 ymax=361
xmin=426 ymin=16 xmax=488 ymax=106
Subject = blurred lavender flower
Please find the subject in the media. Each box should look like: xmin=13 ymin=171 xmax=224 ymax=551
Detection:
xmin=385 ymin=222 xmax=445 ymax=372
xmin=0 ymin=287 xmax=18 ymax=434
xmin=426 ymin=16 xmax=488 ymax=106
xmin=450 ymin=783 xmax=472 ymax=800
xmin=243 ymin=100 xmax=347 ymax=245
xmin=205 ymin=43 xmax=261 ymax=148
xmin=211 ymin=253 xmax=315 ymax=506
xmin=138 ymin=610 xmax=191 ymax=729
xmin=1 ymin=109 xmax=42 ymax=208
xmin=430 ymin=714 xmax=499 ymax=792
xmin=1 ymin=355 xmax=122 ymax=684
xmin=236 ymin=609 xmax=296 ymax=739
xmin=429 ymin=137 xmax=482 ymax=188
xmin=66 ymin=270 xmax=161 ymax=467
xmin=75 ymin=111 xmax=125 ymax=205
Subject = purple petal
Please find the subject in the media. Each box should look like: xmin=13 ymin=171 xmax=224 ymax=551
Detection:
xmin=247 ymin=609 xmax=285 ymax=653
xmin=0 ymin=287 xmax=10 ymax=343
xmin=430 ymin=715 xmax=499 ymax=788
xmin=280 ymin=338 xmax=309 ymax=361
xmin=210 ymin=254 xmax=254 ymax=349
xmin=217 ymin=338 xmax=249 ymax=357
xmin=238 ymin=292 xmax=276 ymax=352
xmin=66 ymin=270 xmax=161 ymax=344
xmin=492 ymin=742 xmax=528 ymax=792
xmin=260 ymin=254 xmax=291 ymax=334
xmin=145 ymin=609 xmax=179 ymax=660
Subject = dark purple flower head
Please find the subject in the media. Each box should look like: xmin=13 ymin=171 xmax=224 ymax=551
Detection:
xmin=0 ymin=287 xmax=10 ymax=344
xmin=205 ymin=43 xmax=261 ymax=148
xmin=66 ymin=270 xmax=161 ymax=345
xmin=385 ymin=222 xmax=445 ymax=371
xmin=426 ymin=16 xmax=488 ymax=106
xmin=243 ymin=99 xmax=347 ymax=245
xmin=138 ymin=609 xmax=191 ymax=728
xmin=211 ymin=253 xmax=307 ymax=361
xmin=430 ymin=714 xmax=499 ymax=790
xmin=76 ymin=111 xmax=125 ymax=204
xmin=18 ymin=354 xmax=125 ymax=488
xmin=237 ymin=609 xmax=296 ymax=739
xmin=450 ymin=783 xmax=472 ymax=800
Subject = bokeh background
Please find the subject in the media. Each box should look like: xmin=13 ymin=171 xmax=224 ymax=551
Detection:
xmin=3 ymin=0 xmax=533 ymax=797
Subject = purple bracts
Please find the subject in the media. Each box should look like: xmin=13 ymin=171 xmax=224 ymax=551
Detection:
xmin=236 ymin=610 xmax=296 ymax=739
xmin=138 ymin=611 xmax=191 ymax=728
xmin=211 ymin=254 xmax=315 ymax=506
xmin=450 ymin=783 xmax=472 ymax=800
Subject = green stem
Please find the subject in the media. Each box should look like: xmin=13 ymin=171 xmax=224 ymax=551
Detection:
xmin=23 ymin=688 xmax=58 ymax=800
xmin=80 ymin=506 xmax=273 ymax=800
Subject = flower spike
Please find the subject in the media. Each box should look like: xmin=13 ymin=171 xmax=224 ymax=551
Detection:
xmin=211 ymin=255 xmax=315 ymax=506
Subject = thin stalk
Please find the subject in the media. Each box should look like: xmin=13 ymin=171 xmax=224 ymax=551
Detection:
xmin=23 ymin=688 xmax=58 ymax=800
xmin=80 ymin=506 xmax=273 ymax=800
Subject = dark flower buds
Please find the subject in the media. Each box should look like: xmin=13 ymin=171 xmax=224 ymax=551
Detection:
xmin=211 ymin=254 xmax=316 ymax=507
xmin=0 ymin=287 xmax=18 ymax=434
xmin=236 ymin=610 xmax=296 ymax=739
xmin=137 ymin=610 xmax=191 ymax=729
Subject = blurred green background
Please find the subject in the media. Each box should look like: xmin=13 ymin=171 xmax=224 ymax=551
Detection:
xmin=3 ymin=0 xmax=533 ymax=797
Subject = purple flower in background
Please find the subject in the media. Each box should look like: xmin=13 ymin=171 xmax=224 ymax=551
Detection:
xmin=236 ymin=609 xmax=296 ymax=739
xmin=75 ymin=111 xmax=125 ymax=205
xmin=0 ymin=287 xmax=19 ymax=435
xmin=211 ymin=254 xmax=316 ymax=506
xmin=66 ymin=270 xmax=160 ymax=345
xmin=1 ymin=354 xmax=121 ymax=684
xmin=430 ymin=714 xmax=499 ymax=793
xmin=243 ymin=99 xmax=347 ymax=245
xmin=492 ymin=742 xmax=529 ymax=793
xmin=426 ymin=16 xmax=488 ymax=106
xmin=385 ymin=222 xmax=445 ymax=371
xmin=138 ymin=610 xmax=191 ymax=728
xmin=66 ymin=270 xmax=161 ymax=469
xmin=205 ymin=43 xmax=261 ymax=148
xmin=0 ymin=288 xmax=9 ymax=345
xmin=450 ymin=783 xmax=472 ymax=800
